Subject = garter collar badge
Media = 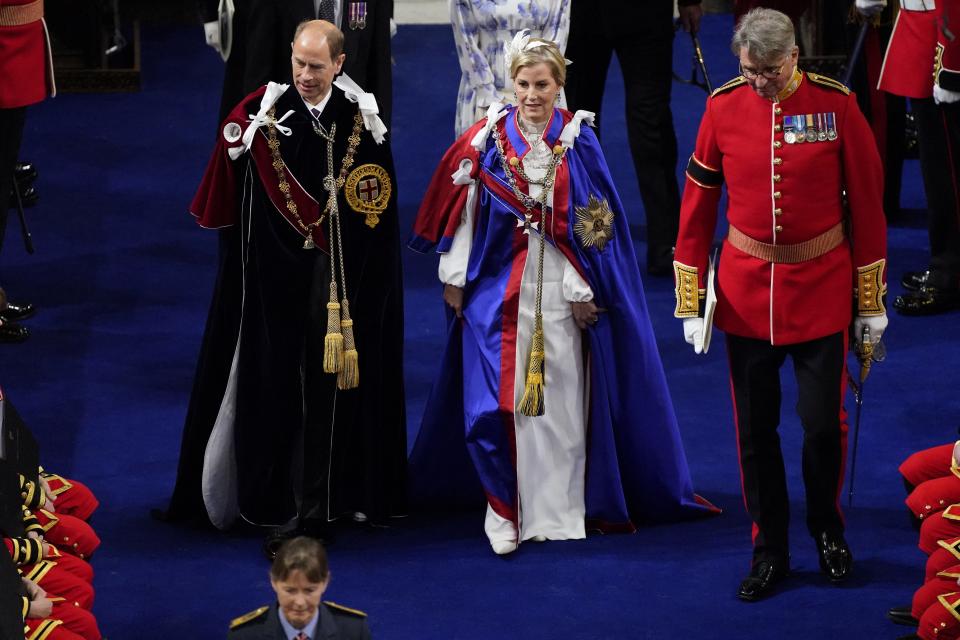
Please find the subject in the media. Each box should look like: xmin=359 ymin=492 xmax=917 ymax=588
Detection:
xmin=345 ymin=163 xmax=391 ymax=228
xmin=574 ymin=194 xmax=615 ymax=251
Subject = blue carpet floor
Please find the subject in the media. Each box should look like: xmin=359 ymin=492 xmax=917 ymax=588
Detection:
xmin=0 ymin=15 xmax=956 ymax=639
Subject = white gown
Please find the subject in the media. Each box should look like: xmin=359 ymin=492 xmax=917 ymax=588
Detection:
xmin=439 ymin=117 xmax=592 ymax=546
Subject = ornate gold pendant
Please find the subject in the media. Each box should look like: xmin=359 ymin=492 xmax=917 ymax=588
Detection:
xmin=345 ymin=164 xmax=392 ymax=229
xmin=574 ymin=194 xmax=615 ymax=252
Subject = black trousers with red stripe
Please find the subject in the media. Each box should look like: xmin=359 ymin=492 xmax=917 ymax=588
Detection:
xmin=726 ymin=331 xmax=848 ymax=564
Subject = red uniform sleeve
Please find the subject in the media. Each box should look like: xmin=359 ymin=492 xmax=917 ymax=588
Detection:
xmin=937 ymin=2 xmax=960 ymax=92
xmin=840 ymin=92 xmax=888 ymax=315
xmin=674 ymin=95 xmax=724 ymax=317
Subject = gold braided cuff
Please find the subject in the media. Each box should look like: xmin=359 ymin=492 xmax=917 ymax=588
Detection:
xmin=673 ymin=261 xmax=704 ymax=318
xmin=856 ymin=259 xmax=887 ymax=315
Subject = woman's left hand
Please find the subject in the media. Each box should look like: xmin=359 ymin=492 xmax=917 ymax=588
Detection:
xmin=571 ymin=301 xmax=601 ymax=330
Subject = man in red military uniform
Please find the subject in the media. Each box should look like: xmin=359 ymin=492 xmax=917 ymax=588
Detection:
xmin=0 ymin=0 xmax=53 ymax=342
xmin=674 ymin=7 xmax=888 ymax=601
xmin=878 ymin=0 xmax=960 ymax=314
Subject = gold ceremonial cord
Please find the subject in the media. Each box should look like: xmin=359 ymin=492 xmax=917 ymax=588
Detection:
xmin=491 ymin=122 xmax=566 ymax=416
xmin=315 ymin=120 xmax=360 ymax=389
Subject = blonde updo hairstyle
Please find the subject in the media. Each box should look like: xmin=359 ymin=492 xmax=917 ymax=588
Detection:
xmin=509 ymin=38 xmax=567 ymax=85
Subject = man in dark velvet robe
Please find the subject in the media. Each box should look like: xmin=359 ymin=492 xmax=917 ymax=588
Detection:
xmin=164 ymin=20 xmax=406 ymax=543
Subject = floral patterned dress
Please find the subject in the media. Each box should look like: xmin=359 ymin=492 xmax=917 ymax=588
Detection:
xmin=450 ymin=0 xmax=570 ymax=136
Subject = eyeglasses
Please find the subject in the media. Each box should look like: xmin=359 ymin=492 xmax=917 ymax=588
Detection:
xmin=739 ymin=61 xmax=786 ymax=80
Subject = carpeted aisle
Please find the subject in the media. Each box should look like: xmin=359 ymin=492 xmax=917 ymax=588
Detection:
xmin=0 ymin=15 xmax=956 ymax=638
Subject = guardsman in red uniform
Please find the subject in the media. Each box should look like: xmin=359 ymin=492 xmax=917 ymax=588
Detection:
xmin=674 ymin=8 xmax=888 ymax=601
xmin=0 ymin=0 xmax=53 ymax=342
xmin=878 ymin=0 xmax=960 ymax=314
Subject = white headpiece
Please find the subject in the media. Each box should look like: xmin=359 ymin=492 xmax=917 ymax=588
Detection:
xmin=503 ymin=30 xmax=572 ymax=78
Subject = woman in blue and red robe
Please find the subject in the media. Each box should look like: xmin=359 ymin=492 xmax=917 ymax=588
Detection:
xmin=409 ymin=34 xmax=716 ymax=555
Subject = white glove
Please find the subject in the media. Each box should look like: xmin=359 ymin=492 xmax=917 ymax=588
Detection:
xmin=203 ymin=21 xmax=220 ymax=50
xmin=683 ymin=317 xmax=705 ymax=354
xmin=853 ymin=314 xmax=887 ymax=344
xmin=935 ymin=85 xmax=960 ymax=105
xmin=855 ymin=0 xmax=885 ymax=17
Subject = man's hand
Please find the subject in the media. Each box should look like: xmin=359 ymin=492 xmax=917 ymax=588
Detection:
xmin=27 ymin=596 xmax=53 ymax=620
xmin=683 ymin=317 xmax=705 ymax=354
xmin=853 ymin=314 xmax=888 ymax=344
xmin=443 ymin=284 xmax=464 ymax=318
xmin=678 ymin=4 xmax=703 ymax=33
xmin=570 ymin=301 xmax=600 ymax=330
xmin=39 ymin=476 xmax=55 ymax=512
xmin=855 ymin=0 xmax=886 ymax=18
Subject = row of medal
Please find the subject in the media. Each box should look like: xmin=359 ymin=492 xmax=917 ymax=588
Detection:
xmin=782 ymin=112 xmax=838 ymax=144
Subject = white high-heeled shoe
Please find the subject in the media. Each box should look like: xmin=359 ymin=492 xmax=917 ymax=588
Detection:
xmin=490 ymin=539 xmax=518 ymax=555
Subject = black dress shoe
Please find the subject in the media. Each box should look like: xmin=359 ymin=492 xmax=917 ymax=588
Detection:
xmin=736 ymin=559 xmax=789 ymax=601
xmin=0 ymin=301 xmax=35 ymax=322
xmin=901 ymin=270 xmax=930 ymax=291
xmin=894 ymin=287 xmax=960 ymax=316
xmin=814 ymin=531 xmax=852 ymax=582
xmin=887 ymin=605 xmax=919 ymax=626
xmin=14 ymin=161 xmax=37 ymax=185
xmin=0 ymin=321 xmax=29 ymax=343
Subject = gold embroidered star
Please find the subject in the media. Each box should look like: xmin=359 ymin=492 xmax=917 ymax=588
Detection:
xmin=574 ymin=194 xmax=615 ymax=251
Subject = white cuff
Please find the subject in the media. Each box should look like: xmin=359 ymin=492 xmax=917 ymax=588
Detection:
xmin=562 ymin=260 xmax=593 ymax=302
xmin=203 ymin=22 xmax=220 ymax=49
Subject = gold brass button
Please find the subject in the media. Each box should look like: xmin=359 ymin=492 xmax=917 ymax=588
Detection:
xmin=774 ymin=208 xmax=782 ymax=216
xmin=775 ymin=225 xmax=783 ymax=232
xmin=773 ymin=158 xmax=783 ymax=165
xmin=773 ymin=141 xmax=782 ymax=149
xmin=774 ymin=124 xmax=782 ymax=132
xmin=773 ymin=191 xmax=782 ymax=199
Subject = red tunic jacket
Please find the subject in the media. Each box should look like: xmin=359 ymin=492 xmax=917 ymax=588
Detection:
xmin=0 ymin=0 xmax=55 ymax=109
xmin=878 ymin=0 xmax=941 ymax=99
xmin=674 ymin=71 xmax=887 ymax=345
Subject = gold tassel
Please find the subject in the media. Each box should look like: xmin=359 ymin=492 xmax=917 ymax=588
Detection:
xmin=517 ymin=315 xmax=545 ymax=417
xmin=323 ymin=280 xmax=344 ymax=373
xmin=336 ymin=300 xmax=359 ymax=390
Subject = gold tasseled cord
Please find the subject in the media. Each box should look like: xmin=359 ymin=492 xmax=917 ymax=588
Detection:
xmin=337 ymin=299 xmax=359 ymax=389
xmin=517 ymin=314 xmax=545 ymax=417
xmin=323 ymin=279 xmax=344 ymax=373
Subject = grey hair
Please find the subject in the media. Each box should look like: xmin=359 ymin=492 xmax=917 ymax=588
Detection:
xmin=730 ymin=8 xmax=796 ymax=64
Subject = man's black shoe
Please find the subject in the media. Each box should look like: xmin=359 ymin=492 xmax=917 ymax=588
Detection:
xmin=736 ymin=559 xmax=789 ymax=601
xmin=0 ymin=321 xmax=29 ymax=344
xmin=0 ymin=301 xmax=35 ymax=322
xmin=901 ymin=270 xmax=930 ymax=291
xmin=14 ymin=162 xmax=37 ymax=185
xmin=894 ymin=287 xmax=960 ymax=316
xmin=815 ymin=531 xmax=852 ymax=582
xmin=887 ymin=605 xmax=919 ymax=626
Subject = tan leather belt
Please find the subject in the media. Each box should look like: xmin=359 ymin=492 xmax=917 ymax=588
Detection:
xmin=727 ymin=222 xmax=845 ymax=264
xmin=0 ymin=0 xmax=43 ymax=27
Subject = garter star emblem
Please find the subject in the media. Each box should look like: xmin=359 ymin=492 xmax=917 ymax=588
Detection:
xmin=345 ymin=164 xmax=391 ymax=228
xmin=574 ymin=194 xmax=615 ymax=251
